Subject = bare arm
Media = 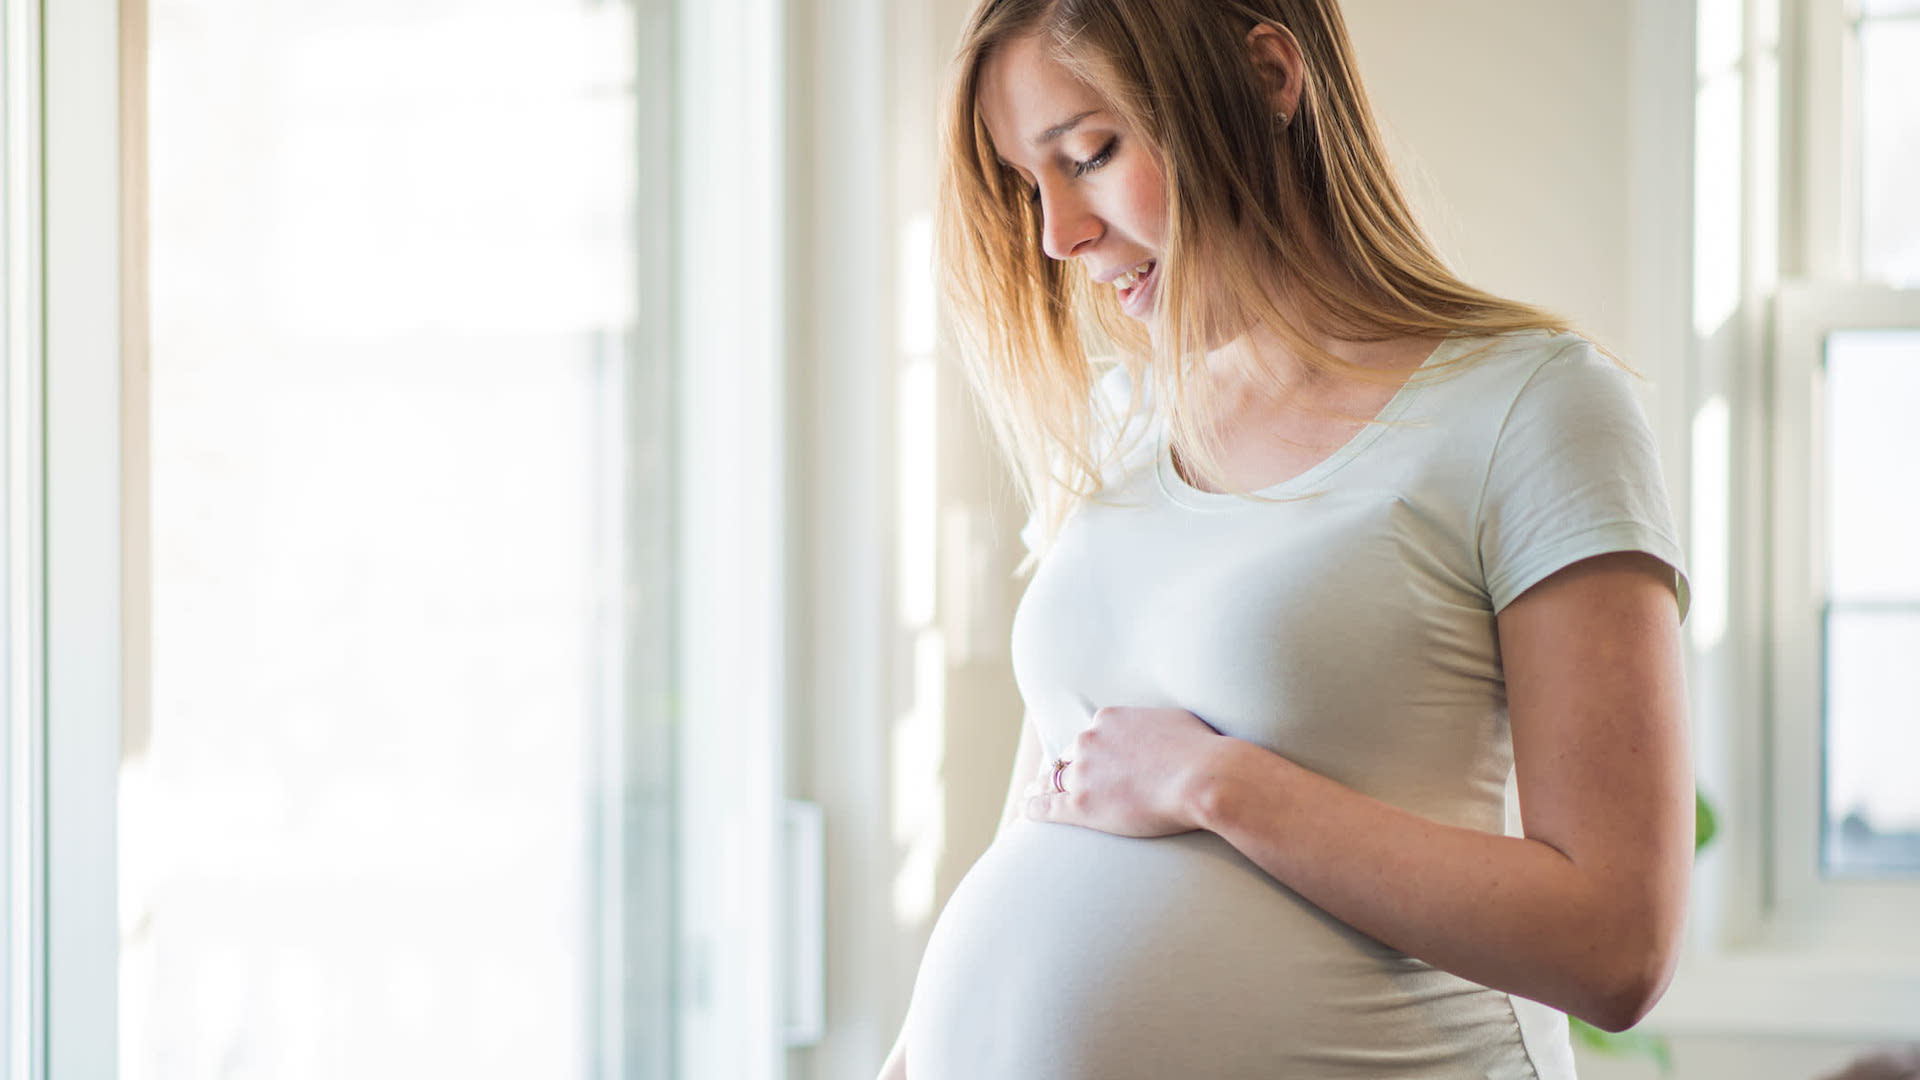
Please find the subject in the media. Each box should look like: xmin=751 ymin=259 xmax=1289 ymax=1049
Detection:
xmin=1026 ymin=552 xmax=1693 ymax=1032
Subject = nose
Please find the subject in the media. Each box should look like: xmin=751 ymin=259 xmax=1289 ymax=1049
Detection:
xmin=1038 ymin=185 xmax=1101 ymax=261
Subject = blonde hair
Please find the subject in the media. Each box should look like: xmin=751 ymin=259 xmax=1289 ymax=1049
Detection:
xmin=938 ymin=0 xmax=1571 ymax=563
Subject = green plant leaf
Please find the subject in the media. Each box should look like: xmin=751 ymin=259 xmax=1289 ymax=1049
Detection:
xmin=1570 ymin=1016 xmax=1674 ymax=1074
xmin=1695 ymin=788 xmax=1718 ymax=854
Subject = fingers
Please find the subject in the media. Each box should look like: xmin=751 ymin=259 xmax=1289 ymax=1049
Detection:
xmin=1025 ymin=730 xmax=1101 ymax=822
xmin=1033 ymin=755 xmax=1071 ymax=793
xmin=1025 ymin=752 xmax=1083 ymax=823
xmin=1019 ymin=709 xmax=1210 ymax=836
xmin=1027 ymin=788 xmax=1077 ymax=822
xmin=1024 ymin=758 xmax=1060 ymax=821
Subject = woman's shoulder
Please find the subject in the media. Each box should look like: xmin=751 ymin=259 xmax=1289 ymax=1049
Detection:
xmin=1426 ymin=329 xmax=1638 ymax=426
xmin=1443 ymin=328 xmax=1612 ymax=384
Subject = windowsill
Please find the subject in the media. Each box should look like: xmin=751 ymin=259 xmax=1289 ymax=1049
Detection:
xmin=1644 ymin=948 xmax=1920 ymax=1040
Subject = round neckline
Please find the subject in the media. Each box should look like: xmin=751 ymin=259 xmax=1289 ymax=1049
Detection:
xmin=1154 ymin=334 xmax=1464 ymax=510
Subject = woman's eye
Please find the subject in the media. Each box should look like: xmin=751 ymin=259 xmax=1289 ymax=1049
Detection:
xmin=1073 ymin=137 xmax=1118 ymax=178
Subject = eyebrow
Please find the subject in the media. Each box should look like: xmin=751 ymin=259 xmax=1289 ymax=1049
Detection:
xmin=1031 ymin=109 xmax=1104 ymax=147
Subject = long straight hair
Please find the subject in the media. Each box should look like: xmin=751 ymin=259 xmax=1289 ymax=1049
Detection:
xmin=938 ymin=0 xmax=1572 ymax=562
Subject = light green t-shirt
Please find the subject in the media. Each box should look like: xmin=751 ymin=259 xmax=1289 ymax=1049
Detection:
xmin=906 ymin=331 xmax=1687 ymax=1079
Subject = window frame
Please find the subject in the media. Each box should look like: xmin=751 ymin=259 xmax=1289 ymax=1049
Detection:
xmin=40 ymin=0 xmax=126 ymax=1075
xmin=1768 ymin=0 xmax=1920 ymax=948
xmin=1768 ymin=282 xmax=1920 ymax=945
xmin=671 ymin=0 xmax=800 ymax=1075
xmin=1 ymin=0 xmax=49 ymax=1074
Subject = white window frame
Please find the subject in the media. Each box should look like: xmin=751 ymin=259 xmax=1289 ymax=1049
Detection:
xmin=1769 ymin=282 xmax=1920 ymax=948
xmin=1647 ymin=0 xmax=1920 ymax=1040
xmin=2 ymin=0 xmax=50 ymax=1075
xmin=41 ymin=0 xmax=125 ymax=1074
xmin=672 ymin=0 xmax=795 ymax=1075
xmin=1763 ymin=0 xmax=1920 ymax=965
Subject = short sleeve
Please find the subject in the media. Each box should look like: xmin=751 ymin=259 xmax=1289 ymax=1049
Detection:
xmin=1476 ymin=343 xmax=1690 ymax=618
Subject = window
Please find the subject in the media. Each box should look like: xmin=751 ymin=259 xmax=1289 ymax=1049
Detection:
xmin=0 ymin=0 xmax=990 ymax=1073
xmin=1817 ymin=327 xmax=1920 ymax=876
xmin=1653 ymin=0 xmax=1920 ymax=1039
xmin=21 ymin=0 xmax=798 ymax=1076
xmin=129 ymin=2 xmax=673 ymax=1075
xmin=1769 ymin=0 xmax=1920 ymax=912
xmin=1770 ymin=284 xmax=1920 ymax=938
xmin=1857 ymin=0 xmax=1920 ymax=285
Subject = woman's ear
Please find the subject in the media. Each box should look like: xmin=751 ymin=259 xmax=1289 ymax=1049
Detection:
xmin=1245 ymin=22 xmax=1306 ymax=122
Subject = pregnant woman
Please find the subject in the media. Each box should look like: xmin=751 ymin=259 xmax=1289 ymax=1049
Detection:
xmin=879 ymin=1 xmax=1692 ymax=1077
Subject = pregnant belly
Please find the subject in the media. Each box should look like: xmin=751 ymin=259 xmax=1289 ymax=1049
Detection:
xmin=904 ymin=819 xmax=1536 ymax=1080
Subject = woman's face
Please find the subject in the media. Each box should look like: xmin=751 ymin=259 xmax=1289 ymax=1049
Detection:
xmin=977 ymin=33 xmax=1168 ymax=325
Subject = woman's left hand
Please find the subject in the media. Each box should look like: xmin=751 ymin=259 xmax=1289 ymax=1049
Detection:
xmin=1023 ymin=706 xmax=1236 ymax=837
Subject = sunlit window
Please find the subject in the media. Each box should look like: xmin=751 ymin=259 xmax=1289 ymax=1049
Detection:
xmin=1821 ymin=328 xmax=1920 ymax=877
xmin=1858 ymin=0 xmax=1920 ymax=284
xmin=1694 ymin=0 xmax=1745 ymax=336
xmin=1805 ymin=0 xmax=1920 ymax=880
xmin=127 ymin=3 xmax=665 ymax=1076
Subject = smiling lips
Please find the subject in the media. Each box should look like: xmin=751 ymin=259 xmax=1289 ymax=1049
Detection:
xmin=1111 ymin=259 xmax=1155 ymax=291
xmin=1111 ymin=259 xmax=1157 ymax=315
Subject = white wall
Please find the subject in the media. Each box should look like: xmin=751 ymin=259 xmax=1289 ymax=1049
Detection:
xmin=1342 ymin=0 xmax=1634 ymax=350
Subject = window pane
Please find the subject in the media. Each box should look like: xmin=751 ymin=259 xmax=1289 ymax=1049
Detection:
xmin=1694 ymin=71 xmax=1744 ymax=335
xmin=1824 ymin=609 xmax=1920 ymax=876
xmin=1697 ymin=0 xmax=1743 ymax=76
xmin=130 ymin=4 xmax=668 ymax=1078
xmin=1823 ymin=328 xmax=1920 ymax=877
xmin=1860 ymin=20 xmax=1920 ymax=284
xmin=1825 ymin=329 xmax=1920 ymax=600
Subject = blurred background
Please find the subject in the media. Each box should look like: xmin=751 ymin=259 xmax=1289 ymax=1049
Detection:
xmin=1 ymin=0 xmax=1917 ymax=1078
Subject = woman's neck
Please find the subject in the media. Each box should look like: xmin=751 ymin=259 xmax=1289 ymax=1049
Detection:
xmin=1198 ymin=324 xmax=1442 ymax=410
